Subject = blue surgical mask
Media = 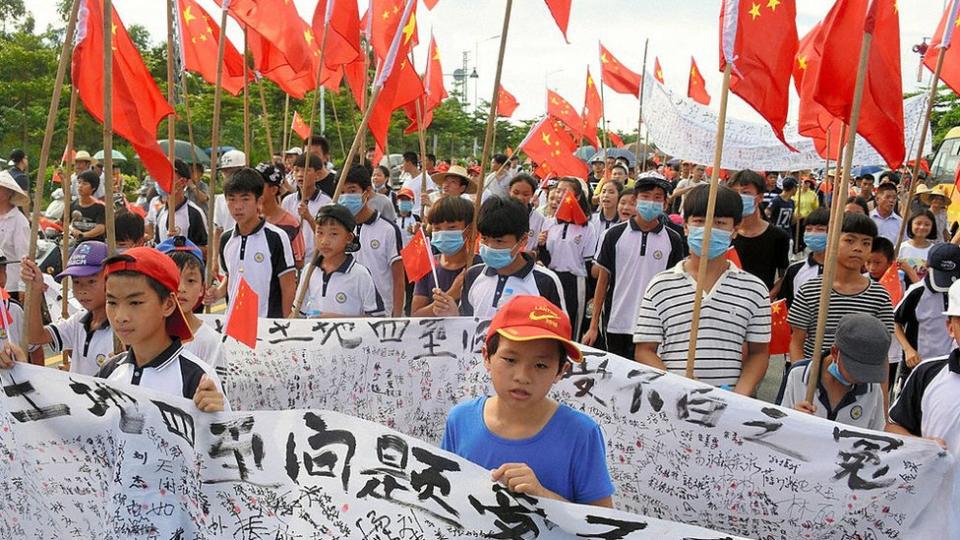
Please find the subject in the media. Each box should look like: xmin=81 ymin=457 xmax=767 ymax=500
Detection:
xmin=828 ymin=361 xmax=851 ymax=386
xmin=636 ymin=199 xmax=663 ymax=221
xmin=804 ymin=231 xmax=828 ymax=253
xmin=398 ymin=199 xmax=414 ymax=214
xmin=480 ymin=243 xmax=517 ymax=270
xmin=740 ymin=194 xmax=756 ymax=217
xmin=687 ymin=226 xmax=732 ymax=260
xmin=339 ymin=193 xmax=364 ymax=215
xmin=431 ymin=230 xmax=466 ymax=256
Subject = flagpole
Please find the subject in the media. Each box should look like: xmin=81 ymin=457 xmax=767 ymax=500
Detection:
xmin=598 ymin=48 xmax=611 ymax=180
xmin=304 ymin=14 xmax=331 ymax=154
xmin=642 ymin=130 xmax=650 ymax=173
xmin=243 ymin=28 xmax=251 ymax=158
xmin=101 ymin=0 xmax=117 ymax=257
xmin=329 ymin=88 xmax=347 ymax=158
xmin=166 ymin=0 xmax=178 ymax=237
xmin=635 ymin=37 xmax=649 ymax=179
xmin=257 ymin=78 xmax=276 ymax=158
xmin=804 ymin=28 xmax=875 ymax=403
xmin=205 ymin=4 xmax=230 ymax=295
xmin=181 ymin=76 xmax=200 ymax=167
xmin=684 ymin=63 xmax=731 ymax=380
xmin=61 ymin=86 xmax=79 ymax=367
xmin=282 ymin=94 xmax=291 ymax=152
xmin=415 ymin=98 xmax=430 ymax=213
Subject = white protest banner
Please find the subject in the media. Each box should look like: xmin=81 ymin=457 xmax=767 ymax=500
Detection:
xmin=0 ymin=363 xmax=743 ymax=539
xmin=639 ymin=74 xmax=931 ymax=171
xmin=200 ymin=315 xmax=960 ymax=540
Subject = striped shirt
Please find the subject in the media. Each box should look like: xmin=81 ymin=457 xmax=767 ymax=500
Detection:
xmin=787 ymin=276 xmax=894 ymax=359
xmin=633 ymin=261 xmax=771 ymax=386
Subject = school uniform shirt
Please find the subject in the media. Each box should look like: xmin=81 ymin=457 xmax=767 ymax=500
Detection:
xmin=351 ymin=211 xmax=403 ymax=315
xmin=780 ymin=360 xmax=886 ymax=430
xmin=0 ymin=207 xmax=29 ymax=292
xmin=46 ymin=310 xmax=113 ymax=376
xmin=634 ymin=261 xmax=771 ymax=387
xmin=148 ymin=198 xmax=209 ymax=246
xmin=779 ymin=254 xmax=823 ymax=308
xmin=527 ymin=209 xmax=546 ymax=252
xmin=296 ymin=255 xmax=384 ymax=317
xmin=870 ymin=208 xmax=904 ymax=244
xmin=460 ymin=253 xmax=566 ymax=318
xmin=219 ymin=218 xmax=296 ymax=318
xmin=594 ymin=219 xmax=685 ymax=335
xmin=590 ymin=212 xmax=620 ymax=236
xmin=96 ymin=339 xmax=228 ymax=408
xmin=543 ymin=218 xmax=597 ymax=277
xmin=395 ymin=213 xmax=420 ymax=248
xmin=183 ymin=321 xmax=225 ymax=369
xmin=895 ymin=280 xmax=954 ymax=362
xmin=889 ymin=351 xmax=960 ymax=457
xmin=0 ymin=299 xmax=23 ymax=349
xmin=281 ymin=188 xmax=333 ymax=263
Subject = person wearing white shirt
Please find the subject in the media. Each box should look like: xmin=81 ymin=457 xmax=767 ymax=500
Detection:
xmin=0 ymin=171 xmax=29 ymax=293
xmin=399 ymin=151 xmax=433 ymax=217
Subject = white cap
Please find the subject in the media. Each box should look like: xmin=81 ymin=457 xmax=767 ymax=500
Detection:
xmin=284 ymin=147 xmax=303 ymax=156
xmin=945 ymin=279 xmax=960 ymax=317
xmin=219 ymin=150 xmax=247 ymax=169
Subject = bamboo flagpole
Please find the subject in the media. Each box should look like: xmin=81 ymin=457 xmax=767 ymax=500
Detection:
xmin=635 ymin=37 xmax=649 ymax=179
xmin=804 ymin=25 xmax=876 ymax=403
xmin=60 ymin=86 xmax=79 ymax=367
xmin=243 ymin=28 xmax=251 ymax=158
xmin=684 ymin=63 xmax=732 ymax=380
xmin=166 ymin=0 xmax=178 ymax=237
xmin=205 ymin=4 xmax=230 ymax=292
xmin=282 ymin=94 xmax=291 ymax=152
xmin=181 ymin=76 xmax=200 ymax=166
xmin=598 ymin=53 xmax=610 ymax=178
xmin=102 ymin=0 xmax=116 ymax=255
xmin=303 ymin=1 xmax=333 ymax=154
xmin=257 ymin=78 xmax=276 ymax=158
xmin=329 ymin=89 xmax=347 ymax=158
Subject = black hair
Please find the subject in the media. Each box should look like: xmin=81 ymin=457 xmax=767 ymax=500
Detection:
xmin=683 ymin=184 xmax=744 ymax=225
xmin=375 ymin=165 xmax=391 ymax=179
xmin=486 ymin=332 xmax=567 ymax=373
xmin=879 ymin=171 xmax=900 ymax=185
xmin=478 ymin=196 xmax=529 ymax=238
xmin=294 ymin=153 xmax=325 ymax=170
xmin=173 ymin=158 xmax=191 ymax=180
xmin=342 ymin=164 xmax=373 ymax=191
xmin=557 ymin=177 xmax=592 ymax=218
xmin=634 ymin=179 xmax=667 ymax=198
xmin=316 ymin=216 xmax=353 ymax=234
xmin=907 ymin=209 xmax=938 ymax=240
xmin=611 ymin=163 xmax=628 ymax=175
xmin=169 ymin=250 xmax=205 ymax=276
xmin=425 ymin=153 xmax=437 ymax=164
xmin=598 ymin=179 xmax=625 ymax=195
xmin=875 ymin=182 xmax=897 ymax=195
xmin=115 ymin=210 xmax=145 ymax=244
xmin=859 ymin=173 xmax=875 ymax=183
xmin=77 ymin=169 xmax=100 ymax=192
xmin=845 ymin=196 xmax=870 ymax=214
xmin=402 ymin=152 xmax=419 ymax=166
xmin=9 ymin=149 xmax=25 ymax=165
xmin=223 ymin=167 xmax=264 ymax=198
xmin=492 ymin=154 xmax=508 ymax=166
xmin=781 ymin=176 xmax=798 ymax=191
xmin=805 ymin=207 xmax=831 ymax=228
xmin=841 ymin=211 xmax=878 ymax=238
xmin=619 ymin=187 xmax=636 ymax=200
xmin=105 ymin=269 xmax=172 ymax=302
xmin=729 ymin=169 xmax=766 ymax=194
xmin=427 ymin=195 xmax=474 ymax=226
xmin=307 ymin=135 xmax=330 ymax=155
xmin=508 ymin=173 xmax=538 ymax=193
xmin=870 ymin=236 xmax=895 ymax=262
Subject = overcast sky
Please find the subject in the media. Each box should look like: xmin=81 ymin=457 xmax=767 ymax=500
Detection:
xmin=29 ymin=0 xmax=947 ymax=135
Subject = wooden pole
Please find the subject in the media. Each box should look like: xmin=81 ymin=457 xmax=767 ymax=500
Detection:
xmin=303 ymin=17 xmax=331 ymax=154
xmin=415 ymin=98 xmax=430 ymax=207
xmin=642 ymin=130 xmax=650 ymax=173
xmin=684 ymin=63 xmax=732 ymax=379
xmin=181 ymin=76 xmax=199 ymax=166
xmin=205 ymin=5 xmax=230 ymax=290
xmin=243 ymin=28 xmax=250 ymax=159
xmin=282 ymin=94 xmax=291 ymax=152
xmin=166 ymin=0 xmax=177 ymax=236
xmin=599 ymin=65 xmax=610 ymax=173
xmin=635 ymin=37 xmax=649 ymax=179
xmin=329 ymin=89 xmax=347 ymax=158
xmin=257 ymin=78 xmax=276 ymax=158
xmin=804 ymin=30 xmax=875 ymax=403
xmin=61 ymin=86 xmax=78 ymax=366
xmin=102 ymin=0 xmax=116 ymax=255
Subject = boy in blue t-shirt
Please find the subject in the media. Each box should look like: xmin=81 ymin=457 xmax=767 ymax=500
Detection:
xmin=441 ymin=295 xmax=614 ymax=507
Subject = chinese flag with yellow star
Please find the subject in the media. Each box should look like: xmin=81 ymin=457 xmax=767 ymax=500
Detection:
xmin=497 ymin=85 xmax=519 ymax=117
xmin=769 ymin=299 xmax=791 ymax=355
xmin=291 ymin=111 xmax=311 ymax=141
xmin=547 ymin=89 xmax=583 ymax=138
xmin=403 ymin=34 xmax=447 ymax=135
xmin=599 ymin=43 xmax=641 ymax=96
xmin=720 ymin=0 xmax=798 ymax=150
xmin=653 ymin=57 xmax=665 ymax=84
xmin=218 ymin=0 xmax=312 ymax=74
xmin=794 ymin=23 xmax=845 ymax=161
xmin=581 ymin=68 xmax=602 ymax=148
xmin=555 ymin=190 xmax=589 ymax=226
xmin=367 ymin=0 xmax=423 ymax=150
xmin=174 ymin=0 xmax=247 ymax=96
xmin=687 ymin=56 xmax=711 ymax=105
xmin=73 ymin=0 xmax=175 ymax=191
xmin=225 ymin=277 xmax=259 ymax=349
xmin=371 ymin=0 xmax=420 ymax=61
xmin=924 ymin=0 xmax=960 ymax=96
xmin=519 ymin=118 xmax=588 ymax=179
xmin=812 ymin=0 xmax=904 ymax=169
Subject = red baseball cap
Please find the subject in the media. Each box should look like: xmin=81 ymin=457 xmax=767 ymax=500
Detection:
xmin=486 ymin=296 xmax=583 ymax=362
xmin=397 ymin=187 xmax=415 ymax=200
xmin=103 ymin=247 xmax=193 ymax=342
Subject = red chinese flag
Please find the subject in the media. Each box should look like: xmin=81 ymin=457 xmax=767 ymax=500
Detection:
xmin=497 ymin=85 xmax=519 ymax=117
xmin=367 ymin=0 xmax=423 ymax=150
xmin=519 ymin=118 xmax=589 ymax=179
xmin=175 ymin=0 xmax=247 ymax=96
xmin=246 ymin=17 xmax=340 ymax=100
xmin=880 ymin=264 xmax=903 ymax=307
xmin=292 ymin=111 xmax=311 ymax=140
xmin=555 ymin=190 xmax=589 ymax=226
xmin=401 ymin=229 xmax=433 ymax=283
xmin=0 ymin=286 xmax=13 ymax=328
xmin=794 ymin=23 xmax=844 ymax=161
xmin=581 ymin=68 xmax=602 ymax=148
xmin=953 ymin=159 xmax=960 ymax=191
xmin=546 ymin=89 xmax=583 ymax=137
xmin=769 ymin=299 xmax=791 ymax=355
xmin=812 ymin=0 xmax=904 ymax=169
xmin=534 ymin=161 xmax=554 ymax=180
xmin=543 ymin=0 xmax=572 ymax=42
xmin=312 ymin=0 xmax=362 ymax=69
xmin=653 ymin=57 xmax=665 ymax=84
xmin=370 ymin=0 xmax=419 ymax=61
xmin=423 ymin=0 xmax=439 ymax=8
xmin=687 ymin=56 xmax=711 ymax=105
xmin=719 ymin=0 xmax=798 ymax=150
xmin=73 ymin=0 xmax=175 ymax=192
xmin=225 ymin=277 xmax=259 ymax=349
xmin=609 ymin=132 xmax=625 ymax=148
xmin=599 ymin=43 xmax=641 ymax=96
xmin=925 ymin=1 xmax=960 ymax=95
xmin=219 ymin=0 xmax=312 ymax=73
xmin=425 ymin=35 xmax=448 ymax=110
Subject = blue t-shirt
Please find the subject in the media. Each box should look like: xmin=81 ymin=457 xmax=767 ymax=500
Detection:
xmin=440 ymin=396 xmax=614 ymax=504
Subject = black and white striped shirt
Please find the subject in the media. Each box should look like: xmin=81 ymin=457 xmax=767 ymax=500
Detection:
xmin=787 ymin=276 xmax=894 ymax=359
xmin=633 ymin=261 xmax=771 ymax=386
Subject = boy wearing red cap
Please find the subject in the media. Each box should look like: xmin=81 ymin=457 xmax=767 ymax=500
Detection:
xmin=441 ymin=295 xmax=614 ymax=507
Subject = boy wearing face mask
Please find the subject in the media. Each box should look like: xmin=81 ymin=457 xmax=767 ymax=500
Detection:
xmin=582 ymin=173 xmax=684 ymax=359
xmin=779 ymin=207 xmax=830 ymax=309
xmin=634 ymin=185 xmax=771 ymax=395
xmin=730 ymin=170 xmax=790 ymax=292
xmin=412 ymin=196 xmax=477 ymax=317
xmin=394 ymin=188 xmax=420 ymax=248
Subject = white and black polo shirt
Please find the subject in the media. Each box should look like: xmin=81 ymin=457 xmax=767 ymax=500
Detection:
xmin=47 ymin=309 xmax=113 ymax=376
xmin=889 ymin=351 xmax=960 ymax=456
xmin=351 ymin=211 xmax=403 ymax=315
xmin=527 ymin=210 xmax=546 ymax=252
xmin=296 ymin=255 xmax=385 ymax=317
xmin=220 ymin=218 xmax=296 ymax=318
xmin=96 ymin=339 xmax=228 ymax=407
xmin=779 ymin=253 xmax=823 ymax=308
xmin=542 ymin=218 xmax=598 ymax=277
xmin=594 ymin=219 xmax=684 ymax=335
xmin=780 ymin=360 xmax=886 ymax=430
xmin=460 ymin=253 xmax=566 ymax=319
xmin=590 ymin=212 xmax=620 ymax=235
xmin=280 ymin=188 xmax=333 ymax=262
xmin=895 ymin=280 xmax=954 ymax=362
xmin=396 ymin=213 xmax=420 ymax=248
xmin=149 ymin=198 xmax=209 ymax=247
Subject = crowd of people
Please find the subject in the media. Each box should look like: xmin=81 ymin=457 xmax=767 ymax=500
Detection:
xmin=0 ymin=137 xmax=958 ymax=510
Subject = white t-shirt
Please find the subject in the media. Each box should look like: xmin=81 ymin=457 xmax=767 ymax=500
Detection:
xmin=0 ymin=207 xmax=30 ymax=292
xmin=183 ymin=320 xmax=224 ymax=369
xmin=213 ymin=194 xmax=235 ymax=232
xmin=898 ymin=242 xmax=932 ymax=281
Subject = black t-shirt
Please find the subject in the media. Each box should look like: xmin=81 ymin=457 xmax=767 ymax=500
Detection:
xmin=317 ymin=171 xmax=337 ymax=199
xmin=767 ymin=195 xmax=795 ymax=232
xmin=733 ymin=223 xmax=790 ymax=290
xmin=761 ymin=187 xmax=782 ymax=215
xmin=69 ymin=200 xmax=106 ymax=242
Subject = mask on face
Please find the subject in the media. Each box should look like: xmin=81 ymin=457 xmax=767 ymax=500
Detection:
xmin=687 ymin=226 xmax=732 ymax=260
xmin=398 ymin=199 xmax=414 ymax=214
xmin=740 ymin=194 xmax=756 ymax=217
xmin=804 ymin=231 xmax=828 ymax=253
xmin=827 ymin=361 xmax=851 ymax=386
xmin=338 ymin=193 xmax=364 ymax=215
xmin=431 ymin=230 xmax=466 ymax=256
xmin=636 ymin=199 xmax=663 ymax=221
xmin=480 ymin=243 xmax=517 ymax=270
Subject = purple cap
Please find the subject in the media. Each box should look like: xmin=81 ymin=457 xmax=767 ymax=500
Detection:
xmin=55 ymin=241 xmax=108 ymax=283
